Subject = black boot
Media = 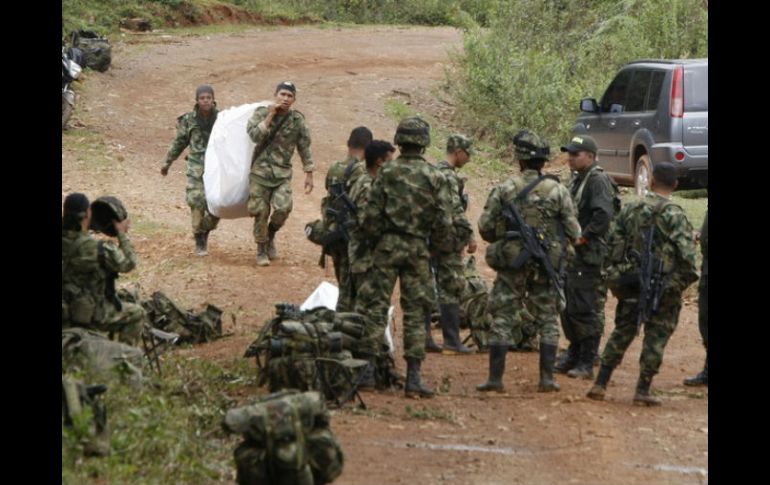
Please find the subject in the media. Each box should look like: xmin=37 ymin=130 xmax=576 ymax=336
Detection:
xmin=256 ymin=243 xmax=270 ymax=266
xmin=404 ymin=358 xmax=433 ymax=398
xmin=267 ymin=224 xmax=279 ymax=260
xmin=567 ymin=337 xmax=596 ymax=379
xmin=633 ymin=373 xmax=662 ymax=406
xmin=684 ymin=353 xmax=708 ymax=386
xmin=537 ymin=342 xmax=560 ymax=392
xmin=476 ymin=344 xmax=507 ymax=392
xmin=440 ymin=304 xmax=473 ymax=355
xmin=554 ymin=342 xmax=580 ymax=374
xmin=586 ymin=364 xmax=614 ymax=400
xmin=357 ymin=358 xmax=377 ymax=390
xmin=424 ymin=313 xmax=442 ymax=353
xmin=194 ymin=232 xmax=209 ymax=256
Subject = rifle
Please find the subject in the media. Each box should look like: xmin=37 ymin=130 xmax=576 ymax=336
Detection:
xmin=500 ymin=199 xmax=566 ymax=307
xmin=629 ymin=222 xmax=667 ymax=335
xmin=323 ymin=184 xmax=358 ymax=245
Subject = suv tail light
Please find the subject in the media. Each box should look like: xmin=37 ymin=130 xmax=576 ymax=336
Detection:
xmin=670 ymin=65 xmax=684 ymax=118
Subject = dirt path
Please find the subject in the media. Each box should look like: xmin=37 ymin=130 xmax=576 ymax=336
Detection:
xmin=62 ymin=25 xmax=707 ymax=485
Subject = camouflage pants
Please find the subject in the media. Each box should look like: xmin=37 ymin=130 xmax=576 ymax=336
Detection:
xmin=487 ymin=266 xmax=561 ymax=347
xmin=186 ymin=171 xmax=220 ymax=234
xmin=100 ymin=301 xmax=146 ymax=346
xmin=435 ymin=252 xmax=466 ymax=305
xmin=248 ymin=175 xmax=293 ymax=243
xmin=354 ymin=234 xmax=435 ymax=361
xmin=562 ymin=266 xmax=603 ymax=343
xmin=596 ymin=276 xmax=608 ymax=336
xmin=329 ymin=244 xmax=354 ymax=313
xmin=699 ymin=274 xmax=708 ymax=349
xmin=600 ymin=292 xmax=683 ymax=375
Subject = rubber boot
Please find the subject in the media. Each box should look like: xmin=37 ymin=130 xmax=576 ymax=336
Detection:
xmin=554 ymin=342 xmax=580 ymax=374
xmin=684 ymin=354 xmax=708 ymax=386
xmin=256 ymin=243 xmax=270 ymax=266
xmin=404 ymin=358 xmax=434 ymax=398
xmin=424 ymin=313 xmax=442 ymax=353
xmin=267 ymin=224 xmax=279 ymax=260
xmin=440 ymin=304 xmax=473 ymax=355
xmin=586 ymin=364 xmax=614 ymax=400
xmin=476 ymin=344 xmax=507 ymax=392
xmin=194 ymin=232 xmax=209 ymax=256
xmin=537 ymin=342 xmax=561 ymax=392
xmin=633 ymin=373 xmax=662 ymax=406
xmin=567 ymin=337 xmax=596 ymax=379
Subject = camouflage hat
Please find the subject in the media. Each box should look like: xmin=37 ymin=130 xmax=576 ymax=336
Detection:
xmin=89 ymin=196 xmax=128 ymax=237
xmin=512 ymin=129 xmax=550 ymax=161
xmin=560 ymin=135 xmax=597 ymax=155
xmin=394 ymin=117 xmax=430 ymax=148
xmin=447 ymin=134 xmax=474 ymax=155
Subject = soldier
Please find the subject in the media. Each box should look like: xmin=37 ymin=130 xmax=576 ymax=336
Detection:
xmin=476 ymin=130 xmax=581 ymax=393
xmin=353 ymin=117 xmax=453 ymax=398
xmin=684 ymin=209 xmax=708 ymax=386
xmin=587 ymin=162 xmax=699 ymax=406
xmin=247 ymin=81 xmax=315 ymax=266
xmin=161 ymin=84 xmax=220 ymax=256
xmin=62 ymin=193 xmax=145 ymax=346
xmin=429 ymin=134 xmax=477 ymax=355
xmin=322 ymin=126 xmax=373 ymax=312
xmin=555 ymin=135 xmax=618 ymax=379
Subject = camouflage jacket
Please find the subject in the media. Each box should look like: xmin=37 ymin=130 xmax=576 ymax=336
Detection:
xmin=163 ymin=105 xmax=219 ymax=177
xmin=348 ymin=171 xmax=374 ymax=273
xmin=607 ymin=193 xmax=699 ymax=295
xmin=436 ymin=160 xmax=474 ymax=252
xmin=62 ymin=229 xmax=139 ymax=323
xmin=567 ymin=163 xmax=618 ymax=267
xmin=321 ymin=153 xmax=365 ymax=228
xmin=247 ymin=106 xmax=314 ymax=186
xmin=361 ymin=152 xmax=453 ymax=250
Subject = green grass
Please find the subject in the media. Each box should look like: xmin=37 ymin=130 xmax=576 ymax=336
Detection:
xmin=405 ymin=404 xmax=457 ymax=424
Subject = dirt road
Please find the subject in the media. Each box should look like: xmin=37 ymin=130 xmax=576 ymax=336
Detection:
xmin=62 ymin=25 xmax=708 ymax=485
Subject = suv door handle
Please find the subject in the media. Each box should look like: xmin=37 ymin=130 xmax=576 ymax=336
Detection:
xmin=633 ymin=120 xmax=641 ymax=127
xmin=608 ymin=120 xmax=616 ymax=128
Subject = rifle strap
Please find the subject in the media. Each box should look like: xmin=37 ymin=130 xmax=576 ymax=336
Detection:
xmin=251 ymin=110 xmax=292 ymax=164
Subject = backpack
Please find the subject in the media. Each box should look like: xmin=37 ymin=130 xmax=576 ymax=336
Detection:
xmin=72 ymin=30 xmax=112 ymax=72
xmin=139 ymin=291 xmax=223 ymax=344
xmin=62 ymin=327 xmax=145 ymax=387
xmin=458 ymin=256 xmax=492 ymax=351
xmin=223 ymin=390 xmax=344 ymax=485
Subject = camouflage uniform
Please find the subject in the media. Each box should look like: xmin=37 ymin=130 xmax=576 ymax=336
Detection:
xmin=163 ymin=105 xmax=221 ymax=235
xmin=590 ymin=191 xmax=699 ymax=404
xmin=685 ymin=209 xmax=708 ymax=385
xmin=246 ymin=106 xmax=314 ymax=243
xmin=347 ymin=171 xmax=375 ymax=303
xmin=62 ymin=229 xmax=145 ymax=345
xmin=322 ymin=154 xmax=365 ymax=312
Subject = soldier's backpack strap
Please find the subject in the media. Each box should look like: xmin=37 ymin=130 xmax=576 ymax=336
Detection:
xmin=251 ymin=111 xmax=292 ymax=164
xmin=514 ymin=173 xmax=560 ymax=202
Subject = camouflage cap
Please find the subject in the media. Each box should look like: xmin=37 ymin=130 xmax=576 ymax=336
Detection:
xmin=89 ymin=196 xmax=128 ymax=237
xmin=560 ymin=135 xmax=597 ymax=155
xmin=394 ymin=117 xmax=430 ymax=148
xmin=447 ymin=134 xmax=474 ymax=155
xmin=512 ymin=129 xmax=550 ymax=161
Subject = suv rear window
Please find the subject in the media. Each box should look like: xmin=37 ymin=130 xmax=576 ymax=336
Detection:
xmin=685 ymin=64 xmax=708 ymax=111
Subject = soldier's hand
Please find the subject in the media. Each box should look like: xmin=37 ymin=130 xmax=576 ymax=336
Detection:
xmin=467 ymin=240 xmax=478 ymax=254
xmin=693 ymin=230 xmax=701 ymax=243
xmin=160 ymin=166 xmax=169 ymax=176
xmin=304 ymin=172 xmax=314 ymax=194
xmin=114 ymin=218 xmax=130 ymax=234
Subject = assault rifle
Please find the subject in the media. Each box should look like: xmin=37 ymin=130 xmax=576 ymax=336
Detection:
xmin=629 ymin=223 xmax=667 ymax=335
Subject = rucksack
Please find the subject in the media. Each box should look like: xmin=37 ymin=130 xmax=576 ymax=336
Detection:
xmin=72 ymin=30 xmax=112 ymax=72
xmin=139 ymin=291 xmax=223 ymax=344
xmin=223 ymin=390 xmax=344 ymax=485
xmin=458 ymin=256 xmax=492 ymax=351
xmin=62 ymin=327 xmax=145 ymax=387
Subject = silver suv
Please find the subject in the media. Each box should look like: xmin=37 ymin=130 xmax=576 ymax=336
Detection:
xmin=572 ymin=59 xmax=708 ymax=195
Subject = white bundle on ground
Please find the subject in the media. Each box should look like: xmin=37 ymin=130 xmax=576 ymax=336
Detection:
xmin=203 ymin=101 xmax=271 ymax=218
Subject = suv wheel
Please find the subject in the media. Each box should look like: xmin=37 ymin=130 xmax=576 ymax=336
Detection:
xmin=635 ymin=155 xmax=652 ymax=197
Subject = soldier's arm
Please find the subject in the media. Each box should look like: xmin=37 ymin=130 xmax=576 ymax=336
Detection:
xmin=296 ymin=115 xmax=315 ymax=173
xmin=246 ymin=107 xmax=270 ymax=145
xmin=558 ymin=186 xmax=582 ymax=242
xmin=430 ymin=175 xmax=455 ymax=247
xmin=101 ymin=233 xmax=139 ymax=274
xmin=583 ymin=175 xmax=615 ymax=239
xmin=478 ymin=187 xmax=502 ymax=243
xmin=163 ymin=115 xmax=191 ymax=169
xmin=360 ymin=174 xmax=386 ymax=240
xmin=664 ymin=207 xmax=700 ymax=292
xmin=606 ymin=205 xmax=630 ymax=264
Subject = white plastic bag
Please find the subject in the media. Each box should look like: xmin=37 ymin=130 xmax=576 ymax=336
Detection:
xmin=203 ymin=101 xmax=271 ymax=218
xmin=300 ymin=281 xmax=340 ymax=311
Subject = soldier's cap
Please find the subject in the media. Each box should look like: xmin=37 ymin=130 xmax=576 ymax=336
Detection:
xmin=447 ymin=134 xmax=474 ymax=155
xmin=560 ymin=135 xmax=597 ymax=155
xmin=195 ymin=84 xmax=214 ymax=99
xmin=275 ymin=81 xmax=296 ymax=94
xmin=89 ymin=196 xmax=128 ymax=237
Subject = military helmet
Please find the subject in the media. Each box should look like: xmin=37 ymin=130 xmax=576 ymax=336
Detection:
xmin=394 ymin=117 xmax=430 ymax=148
xmin=512 ymin=129 xmax=550 ymax=161
xmin=89 ymin=196 xmax=128 ymax=237
xmin=447 ymin=134 xmax=474 ymax=154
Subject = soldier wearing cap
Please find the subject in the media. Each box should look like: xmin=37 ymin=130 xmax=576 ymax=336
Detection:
xmin=555 ymin=135 xmax=619 ymax=379
xmin=247 ymin=81 xmax=315 ymax=266
xmin=161 ymin=84 xmax=220 ymax=256
xmin=62 ymin=193 xmax=145 ymax=345
xmin=476 ymin=130 xmax=581 ymax=393
xmin=426 ymin=134 xmax=477 ymax=355
xmin=353 ymin=117 xmax=454 ymax=398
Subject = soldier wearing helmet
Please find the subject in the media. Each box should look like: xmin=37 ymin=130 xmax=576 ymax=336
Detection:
xmin=353 ymin=117 xmax=454 ymax=398
xmin=476 ymin=130 xmax=581 ymax=394
xmin=62 ymin=194 xmax=146 ymax=345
